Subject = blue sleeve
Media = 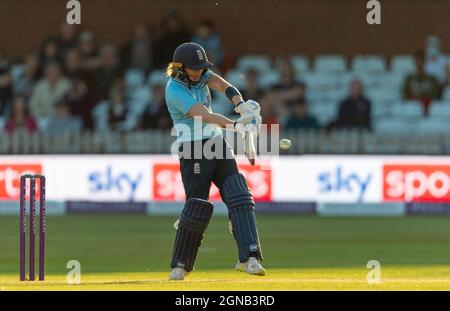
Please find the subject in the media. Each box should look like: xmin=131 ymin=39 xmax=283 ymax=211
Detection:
xmin=202 ymin=69 xmax=213 ymax=83
xmin=166 ymin=83 xmax=198 ymax=115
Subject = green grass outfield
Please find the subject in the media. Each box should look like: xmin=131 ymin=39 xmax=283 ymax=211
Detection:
xmin=1 ymin=215 xmax=450 ymax=290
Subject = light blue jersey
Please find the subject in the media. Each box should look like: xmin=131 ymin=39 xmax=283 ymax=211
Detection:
xmin=165 ymin=69 xmax=222 ymax=142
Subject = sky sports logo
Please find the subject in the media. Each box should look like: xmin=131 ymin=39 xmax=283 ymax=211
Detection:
xmin=153 ymin=163 xmax=272 ymax=201
xmin=88 ymin=165 xmax=143 ymax=201
xmin=0 ymin=164 xmax=42 ymax=199
xmin=384 ymin=164 xmax=450 ymax=202
xmin=318 ymin=165 xmax=372 ymax=202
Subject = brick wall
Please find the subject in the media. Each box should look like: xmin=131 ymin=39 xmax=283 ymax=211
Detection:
xmin=1 ymin=0 xmax=449 ymax=61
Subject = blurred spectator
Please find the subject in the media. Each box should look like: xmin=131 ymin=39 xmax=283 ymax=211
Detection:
xmin=64 ymin=48 xmax=83 ymax=79
xmin=39 ymin=38 xmax=62 ymax=75
xmin=4 ymin=96 xmax=38 ymax=134
xmin=403 ymin=50 xmax=440 ymax=115
xmin=424 ymin=36 xmax=449 ymax=94
xmin=263 ymin=57 xmax=306 ymax=118
xmin=13 ymin=53 xmax=40 ymax=99
xmin=121 ymin=22 xmax=155 ymax=73
xmin=95 ymin=45 xmax=123 ymax=100
xmin=63 ymin=48 xmax=97 ymax=129
xmin=29 ymin=62 xmax=71 ymax=117
xmin=284 ymin=98 xmax=319 ymax=130
xmin=56 ymin=22 xmax=79 ymax=60
xmin=137 ymin=84 xmax=171 ymax=130
xmin=64 ymin=48 xmax=97 ymax=93
xmin=107 ymin=86 xmax=129 ymax=132
xmin=241 ymin=68 xmax=264 ymax=102
xmin=78 ymin=31 xmax=100 ymax=71
xmin=192 ymin=20 xmax=224 ymax=70
xmin=273 ymin=57 xmax=304 ymax=93
xmin=153 ymin=12 xmax=191 ymax=69
xmin=46 ymin=99 xmax=83 ymax=134
xmin=65 ymin=78 xmax=96 ymax=130
xmin=268 ymin=57 xmax=305 ymax=114
xmin=259 ymin=100 xmax=279 ymax=129
xmin=329 ymin=79 xmax=371 ymax=130
xmin=0 ymin=51 xmax=12 ymax=115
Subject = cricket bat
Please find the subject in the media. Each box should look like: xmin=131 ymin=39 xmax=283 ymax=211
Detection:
xmin=244 ymin=130 xmax=256 ymax=166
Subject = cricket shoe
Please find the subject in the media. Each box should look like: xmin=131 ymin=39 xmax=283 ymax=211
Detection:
xmin=169 ymin=267 xmax=190 ymax=281
xmin=235 ymin=257 xmax=266 ymax=276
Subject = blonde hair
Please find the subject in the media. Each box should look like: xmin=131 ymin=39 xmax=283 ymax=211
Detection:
xmin=165 ymin=62 xmax=183 ymax=78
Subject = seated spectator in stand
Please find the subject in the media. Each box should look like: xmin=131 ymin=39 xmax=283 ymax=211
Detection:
xmin=64 ymin=48 xmax=96 ymax=93
xmin=329 ymin=79 xmax=371 ymax=130
xmin=263 ymin=56 xmax=306 ymax=119
xmin=424 ymin=36 xmax=449 ymax=95
xmin=13 ymin=53 xmax=40 ymax=100
xmin=241 ymin=68 xmax=264 ymax=103
xmin=38 ymin=38 xmax=62 ymax=77
xmin=272 ymin=56 xmax=305 ymax=96
xmin=29 ymin=62 xmax=71 ymax=117
xmin=260 ymin=100 xmax=279 ymax=130
xmin=95 ymin=45 xmax=124 ymax=100
xmin=121 ymin=22 xmax=155 ymax=73
xmin=65 ymin=78 xmax=96 ymax=130
xmin=228 ymin=68 xmax=266 ymax=119
xmin=55 ymin=22 xmax=79 ymax=61
xmin=0 ymin=51 xmax=12 ymax=115
xmin=284 ymin=98 xmax=319 ymax=130
xmin=78 ymin=31 xmax=100 ymax=71
xmin=403 ymin=50 xmax=440 ymax=115
xmin=64 ymin=48 xmax=84 ymax=79
xmin=192 ymin=20 xmax=224 ymax=70
xmin=137 ymin=84 xmax=171 ymax=130
xmin=46 ymin=100 xmax=83 ymax=134
xmin=4 ymin=96 xmax=38 ymax=134
xmin=107 ymin=86 xmax=129 ymax=132
xmin=153 ymin=12 xmax=191 ymax=69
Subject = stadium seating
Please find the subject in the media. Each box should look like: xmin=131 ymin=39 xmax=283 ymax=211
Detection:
xmin=211 ymin=93 xmax=234 ymax=116
xmin=416 ymin=118 xmax=450 ymax=133
xmin=236 ymin=55 xmax=272 ymax=72
xmin=4 ymin=46 xmax=450 ymax=156
xmin=441 ymin=86 xmax=450 ymax=100
xmin=125 ymin=69 xmax=146 ymax=90
xmin=429 ymin=100 xmax=450 ymax=118
xmin=366 ymin=87 xmax=401 ymax=104
xmin=375 ymin=118 xmax=414 ymax=133
xmin=224 ymin=69 xmax=246 ymax=89
xmin=371 ymin=101 xmax=391 ymax=119
xmin=258 ymin=70 xmax=281 ymax=89
xmin=351 ymin=55 xmax=386 ymax=73
xmin=390 ymin=100 xmax=423 ymax=119
xmin=314 ymin=55 xmax=347 ymax=72
xmin=309 ymin=101 xmax=337 ymax=126
xmin=9 ymin=64 xmax=26 ymax=85
xmin=390 ymin=55 xmax=416 ymax=75
xmin=127 ymin=86 xmax=152 ymax=115
xmin=0 ymin=116 xmax=5 ymax=131
xmin=291 ymin=55 xmax=310 ymax=72
xmin=147 ymin=70 xmax=168 ymax=86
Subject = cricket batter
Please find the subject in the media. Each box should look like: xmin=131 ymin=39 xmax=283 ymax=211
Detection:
xmin=165 ymin=42 xmax=265 ymax=280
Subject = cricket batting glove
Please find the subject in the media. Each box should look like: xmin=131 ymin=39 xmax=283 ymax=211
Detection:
xmin=235 ymin=99 xmax=261 ymax=116
xmin=234 ymin=113 xmax=261 ymax=136
xmin=235 ymin=100 xmax=262 ymax=136
xmin=233 ymin=109 xmax=261 ymax=166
